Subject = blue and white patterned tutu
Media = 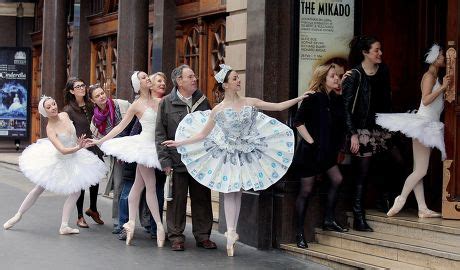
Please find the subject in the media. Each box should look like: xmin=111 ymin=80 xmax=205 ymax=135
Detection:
xmin=175 ymin=106 xmax=295 ymax=193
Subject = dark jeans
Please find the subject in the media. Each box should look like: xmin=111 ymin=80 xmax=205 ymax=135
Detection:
xmin=118 ymin=180 xmax=133 ymax=228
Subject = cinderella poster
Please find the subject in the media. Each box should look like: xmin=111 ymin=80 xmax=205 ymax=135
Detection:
xmin=0 ymin=48 xmax=30 ymax=138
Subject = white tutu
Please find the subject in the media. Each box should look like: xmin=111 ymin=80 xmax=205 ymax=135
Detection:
xmin=18 ymin=139 xmax=106 ymax=194
xmin=100 ymin=134 xmax=160 ymax=168
xmin=376 ymin=113 xmax=445 ymax=159
xmin=100 ymin=107 xmax=161 ymax=169
xmin=175 ymin=106 xmax=295 ymax=193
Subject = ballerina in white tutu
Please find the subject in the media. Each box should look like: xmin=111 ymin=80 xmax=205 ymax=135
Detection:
xmin=89 ymin=71 xmax=165 ymax=247
xmin=376 ymin=44 xmax=450 ymax=218
xmin=3 ymin=96 xmax=106 ymax=234
xmin=162 ymin=64 xmax=309 ymax=256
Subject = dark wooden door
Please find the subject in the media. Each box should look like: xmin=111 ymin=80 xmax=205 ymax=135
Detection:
xmin=442 ymin=0 xmax=460 ymax=219
xmin=359 ymin=0 xmax=446 ymax=209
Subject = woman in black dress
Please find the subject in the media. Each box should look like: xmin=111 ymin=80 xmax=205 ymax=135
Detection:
xmin=63 ymin=77 xmax=104 ymax=228
xmin=294 ymin=64 xmax=347 ymax=249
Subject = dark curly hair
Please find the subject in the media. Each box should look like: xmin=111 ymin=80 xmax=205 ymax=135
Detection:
xmin=348 ymin=35 xmax=380 ymax=67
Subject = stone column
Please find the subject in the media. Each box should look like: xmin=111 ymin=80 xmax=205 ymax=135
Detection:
xmin=70 ymin=0 xmax=91 ymax=84
xmin=41 ymin=0 xmax=67 ymax=134
xmin=152 ymin=0 xmax=176 ymax=87
xmin=116 ymin=0 xmax=149 ymax=100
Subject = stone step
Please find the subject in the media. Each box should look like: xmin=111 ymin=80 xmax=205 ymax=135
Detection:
xmin=315 ymin=229 xmax=460 ymax=269
xmin=280 ymin=243 xmax=428 ymax=270
xmin=346 ymin=210 xmax=460 ymax=247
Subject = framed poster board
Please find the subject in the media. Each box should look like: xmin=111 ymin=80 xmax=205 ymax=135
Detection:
xmin=0 ymin=47 xmax=31 ymax=139
xmin=297 ymin=0 xmax=355 ymax=96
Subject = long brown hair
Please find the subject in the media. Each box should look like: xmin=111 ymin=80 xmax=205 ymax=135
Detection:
xmin=307 ymin=64 xmax=335 ymax=94
xmin=63 ymin=77 xmax=90 ymax=105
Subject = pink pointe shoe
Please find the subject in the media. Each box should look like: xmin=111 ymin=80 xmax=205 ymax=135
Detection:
xmin=418 ymin=208 xmax=441 ymax=218
xmin=387 ymin=196 xmax=406 ymax=217
xmin=123 ymin=220 xmax=135 ymax=245
xmin=3 ymin=213 xmax=22 ymax=230
xmin=59 ymin=225 xmax=80 ymax=235
xmin=157 ymin=224 xmax=166 ymax=247
xmin=225 ymin=230 xmax=239 ymax=257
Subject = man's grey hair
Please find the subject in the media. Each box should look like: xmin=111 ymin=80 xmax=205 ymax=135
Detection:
xmin=171 ymin=64 xmax=191 ymax=87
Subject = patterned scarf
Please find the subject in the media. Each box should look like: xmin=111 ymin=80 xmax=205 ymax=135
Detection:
xmin=93 ymin=98 xmax=115 ymax=135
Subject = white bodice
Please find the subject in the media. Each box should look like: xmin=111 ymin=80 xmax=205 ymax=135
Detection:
xmin=417 ymin=80 xmax=444 ymax=121
xmin=56 ymin=125 xmax=77 ymax=148
xmin=139 ymin=107 xmax=157 ymax=134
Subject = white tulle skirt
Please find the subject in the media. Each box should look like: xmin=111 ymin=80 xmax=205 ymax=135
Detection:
xmin=376 ymin=113 xmax=446 ymax=159
xmin=18 ymin=139 xmax=107 ymax=194
xmin=100 ymin=132 xmax=161 ymax=169
xmin=175 ymin=110 xmax=295 ymax=193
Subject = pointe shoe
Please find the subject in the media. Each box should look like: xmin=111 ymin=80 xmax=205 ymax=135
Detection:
xmin=59 ymin=226 xmax=80 ymax=235
xmin=156 ymin=224 xmax=166 ymax=248
xmin=387 ymin=196 xmax=406 ymax=217
xmin=3 ymin=213 xmax=22 ymax=230
xmin=123 ymin=220 xmax=135 ymax=245
xmin=225 ymin=231 xmax=239 ymax=257
xmin=418 ymin=208 xmax=442 ymax=218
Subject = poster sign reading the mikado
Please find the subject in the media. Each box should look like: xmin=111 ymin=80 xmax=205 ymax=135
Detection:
xmin=298 ymin=0 xmax=354 ymax=96
xmin=0 ymin=48 xmax=31 ymax=138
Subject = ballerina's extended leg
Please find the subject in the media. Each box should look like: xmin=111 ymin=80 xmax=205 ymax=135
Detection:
xmin=387 ymin=139 xmax=435 ymax=217
xmin=224 ymin=191 xmax=242 ymax=256
xmin=3 ymin=185 xmax=45 ymax=230
xmin=60 ymin=191 xmax=81 ymax=235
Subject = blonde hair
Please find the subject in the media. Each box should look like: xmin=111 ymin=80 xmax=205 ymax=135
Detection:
xmin=149 ymin=72 xmax=167 ymax=82
xmin=307 ymin=64 xmax=335 ymax=93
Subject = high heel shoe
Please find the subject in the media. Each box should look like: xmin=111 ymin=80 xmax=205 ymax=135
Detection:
xmin=387 ymin=196 xmax=406 ymax=217
xmin=123 ymin=220 xmax=135 ymax=245
xmin=418 ymin=208 xmax=441 ymax=218
xmin=296 ymin=233 xmax=308 ymax=249
xmin=225 ymin=230 xmax=239 ymax=257
xmin=3 ymin=212 xmax=22 ymax=230
xmin=156 ymin=224 xmax=166 ymax=247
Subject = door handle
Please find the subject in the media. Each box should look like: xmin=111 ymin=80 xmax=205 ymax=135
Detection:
xmin=446 ymin=47 xmax=456 ymax=103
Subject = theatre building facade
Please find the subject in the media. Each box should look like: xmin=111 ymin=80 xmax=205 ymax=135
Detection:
xmin=1 ymin=0 xmax=460 ymax=268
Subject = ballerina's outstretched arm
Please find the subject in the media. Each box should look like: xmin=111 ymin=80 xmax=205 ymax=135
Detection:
xmin=162 ymin=109 xmax=217 ymax=148
xmin=245 ymin=91 xmax=310 ymax=112
xmin=88 ymin=104 xmax=139 ymax=146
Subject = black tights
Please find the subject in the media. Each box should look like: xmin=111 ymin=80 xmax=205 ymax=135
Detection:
xmin=76 ymin=184 xmax=99 ymax=218
xmin=295 ymin=165 xmax=343 ymax=233
xmin=352 ymin=156 xmax=371 ymax=187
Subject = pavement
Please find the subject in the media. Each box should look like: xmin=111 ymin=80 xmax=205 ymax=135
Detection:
xmin=0 ymin=154 xmax=330 ymax=270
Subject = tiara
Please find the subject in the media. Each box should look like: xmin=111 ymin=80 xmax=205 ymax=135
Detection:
xmin=214 ymin=64 xmax=232 ymax=83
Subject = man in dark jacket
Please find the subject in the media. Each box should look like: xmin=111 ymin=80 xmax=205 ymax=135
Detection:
xmin=155 ymin=64 xmax=216 ymax=251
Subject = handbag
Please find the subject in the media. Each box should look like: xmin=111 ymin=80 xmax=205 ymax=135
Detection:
xmin=350 ymin=68 xmax=362 ymax=114
xmin=164 ymin=169 xmax=174 ymax=201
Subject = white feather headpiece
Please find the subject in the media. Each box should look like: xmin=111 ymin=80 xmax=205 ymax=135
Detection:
xmin=38 ymin=95 xmax=52 ymax=117
xmin=425 ymin=44 xmax=441 ymax=64
xmin=214 ymin=64 xmax=232 ymax=83
xmin=131 ymin=71 xmax=140 ymax=94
